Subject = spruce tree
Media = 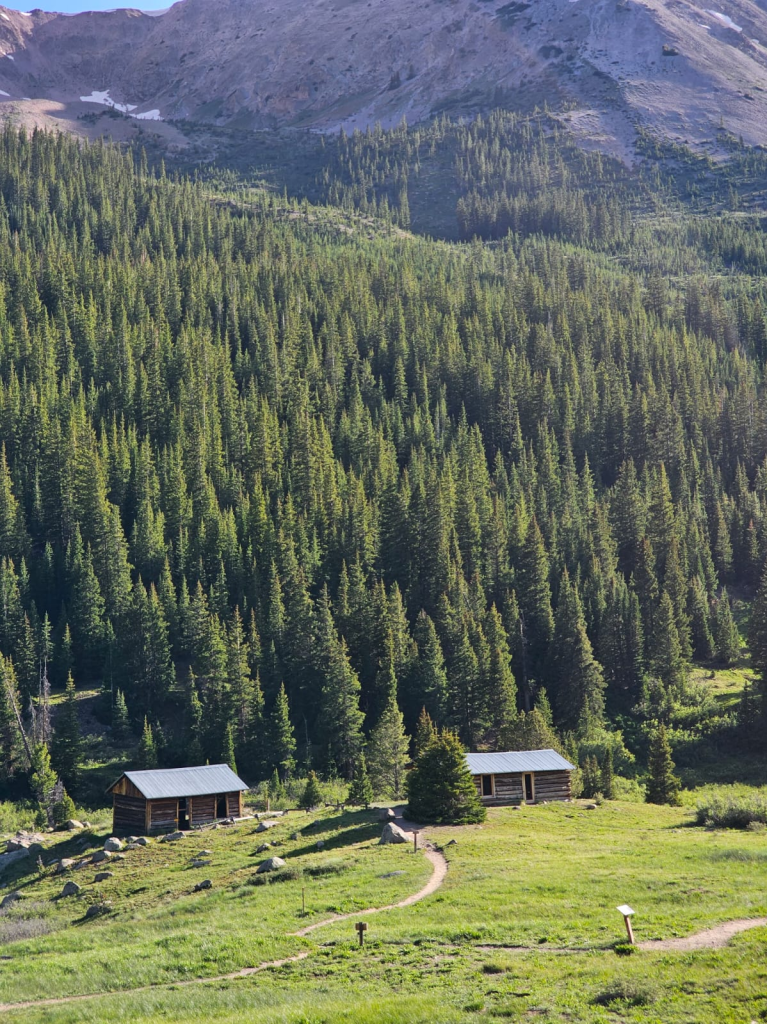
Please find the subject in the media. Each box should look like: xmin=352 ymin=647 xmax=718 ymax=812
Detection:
xmin=600 ymin=746 xmax=614 ymax=799
xmin=406 ymin=729 xmax=485 ymax=825
xmin=550 ymin=571 xmax=606 ymax=733
xmin=646 ymin=725 xmax=680 ymax=805
xmin=651 ymin=590 xmax=685 ymax=690
xmin=367 ymin=656 xmax=410 ymax=799
xmin=348 ymin=753 xmax=374 ymax=808
xmin=50 ymin=673 xmax=81 ymax=791
xmin=112 ymin=689 xmax=131 ymax=745
xmin=222 ymin=723 xmax=237 ymax=775
xmin=269 ymin=682 xmax=296 ymax=781
xmin=713 ymin=590 xmax=741 ymax=666
xmin=136 ymin=717 xmax=158 ymax=770
xmin=413 ymin=706 xmax=437 ymax=758
xmin=300 ymin=770 xmax=323 ymax=809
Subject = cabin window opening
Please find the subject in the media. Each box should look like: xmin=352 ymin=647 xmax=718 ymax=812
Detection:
xmin=481 ymin=774 xmax=494 ymax=797
xmin=524 ymin=773 xmax=534 ymax=802
xmin=216 ymin=795 xmax=227 ymax=818
xmin=178 ymin=797 xmax=189 ymax=828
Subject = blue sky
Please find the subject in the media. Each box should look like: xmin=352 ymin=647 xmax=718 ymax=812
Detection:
xmin=6 ymin=1 xmax=172 ymax=11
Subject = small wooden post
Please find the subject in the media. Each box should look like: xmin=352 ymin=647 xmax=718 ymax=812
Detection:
xmin=302 ymin=886 xmax=306 ymax=916
xmin=413 ymin=830 xmax=419 ymax=853
xmin=355 ymin=921 xmax=367 ymax=946
xmin=617 ymin=904 xmax=635 ymax=945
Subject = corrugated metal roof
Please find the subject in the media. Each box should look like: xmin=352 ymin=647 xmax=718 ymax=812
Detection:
xmin=111 ymin=764 xmax=248 ymax=800
xmin=464 ymin=749 xmax=575 ymax=774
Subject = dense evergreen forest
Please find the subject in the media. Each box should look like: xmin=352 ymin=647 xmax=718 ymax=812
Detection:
xmin=0 ymin=119 xmax=765 ymax=813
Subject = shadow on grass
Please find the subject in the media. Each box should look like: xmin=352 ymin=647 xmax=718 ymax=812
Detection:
xmin=286 ymin=821 xmax=381 ymax=858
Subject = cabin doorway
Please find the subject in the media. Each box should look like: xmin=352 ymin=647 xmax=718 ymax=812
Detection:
xmin=523 ymin=773 xmax=535 ymax=802
xmin=178 ymin=797 xmax=190 ymax=829
xmin=481 ymin=775 xmax=494 ymax=798
xmin=216 ymin=795 xmax=227 ymax=818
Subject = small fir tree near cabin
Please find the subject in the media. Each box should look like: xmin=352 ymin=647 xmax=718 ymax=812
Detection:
xmin=405 ymin=729 xmax=485 ymax=825
xmin=600 ymin=746 xmax=614 ymax=799
xmin=348 ymin=753 xmax=374 ymax=808
xmin=50 ymin=673 xmax=81 ymax=791
xmin=646 ymin=725 xmax=681 ymax=805
xmin=300 ymin=770 xmax=323 ymax=809
xmin=137 ymin=717 xmax=158 ymax=770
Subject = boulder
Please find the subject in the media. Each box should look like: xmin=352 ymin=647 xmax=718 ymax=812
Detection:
xmin=290 ymin=832 xmax=300 ymax=841
xmin=585 ymin=804 xmax=598 ymax=811
xmin=0 ymin=850 xmax=30 ymax=873
xmin=61 ymin=881 xmax=81 ymax=897
xmin=56 ymin=858 xmax=75 ymax=874
xmin=256 ymin=843 xmax=271 ymax=853
xmin=94 ymin=871 xmax=114 ymax=882
xmin=65 ymin=820 xmax=84 ymax=831
xmin=74 ymin=859 xmax=89 ymax=870
xmin=191 ymin=859 xmax=211 ymax=868
xmin=0 ymin=891 xmax=22 ymax=909
xmin=378 ymin=808 xmax=396 ymax=822
xmin=125 ymin=843 xmax=141 ymax=851
xmin=197 ymin=849 xmax=212 ymax=856
xmin=84 ymin=901 xmax=111 ymax=919
xmin=379 ymin=822 xmax=409 ymax=845
xmin=194 ymin=879 xmax=212 ymax=892
xmin=134 ymin=837 xmax=149 ymax=846
xmin=104 ymin=837 xmax=123 ymax=853
xmin=113 ymin=853 xmax=126 ymax=860
xmin=255 ymin=821 xmax=278 ymax=833
xmin=91 ymin=850 xmax=112 ymax=864
xmin=315 ymin=839 xmax=325 ymax=850
xmin=256 ymin=856 xmax=286 ymax=873
xmin=162 ymin=832 xmax=185 ymax=843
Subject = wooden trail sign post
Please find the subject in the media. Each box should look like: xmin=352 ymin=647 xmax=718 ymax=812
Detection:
xmin=616 ymin=904 xmax=635 ymax=944
xmin=302 ymin=886 xmax=306 ymax=915
xmin=413 ymin=830 xmax=419 ymax=853
xmin=355 ymin=921 xmax=368 ymax=946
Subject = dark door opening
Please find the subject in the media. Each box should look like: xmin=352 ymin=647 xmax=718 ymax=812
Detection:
xmin=524 ymin=773 xmax=534 ymax=802
xmin=481 ymin=774 xmax=494 ymax=797
xmin=216 ymin=795 xmax=227 ymax=818
xmin=178 ymin=797 xmax=189 ymax=829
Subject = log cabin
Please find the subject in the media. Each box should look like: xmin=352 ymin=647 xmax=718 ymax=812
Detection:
xmin=465 ymin=749 xmax=575 ymax=805
xmin=107 ymin=764 xmax=248 ymax=834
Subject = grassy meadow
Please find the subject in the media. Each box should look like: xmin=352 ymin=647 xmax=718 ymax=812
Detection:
xmin=1 ymin=797 xmax=766 ymax=1022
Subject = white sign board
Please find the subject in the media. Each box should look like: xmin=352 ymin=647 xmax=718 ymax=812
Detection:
xmin=616 ymin=904 xmax=635 ymax=917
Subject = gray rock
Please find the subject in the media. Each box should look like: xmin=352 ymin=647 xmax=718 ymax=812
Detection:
xmin=125 ymin=843 xmax=141 ymax=851
xmin=315 ymin=839 xmax=325 ymax=850
xmin=64 ymin=820 xmax=84 ymax=831
xmin=61 ymin=881 xmax=81 ymax=897
xmin=378 ymin=808 xmax=397 ymax=822
xmin=56 ymin=858 xmax=75 ymax=874
xmin=113 ymin=853 xmax=126 ymax=860
xmin=191 ymin=859 xmax=211 ymax=868
xmin=290 ymin=832 xmax=300 ymax=841
xmin=0 ymin=891 xmax=22 ymax=909
xmin=74 ymin=859 xmax=89 ymax=870
xmin=134 ymin=837 xmax=149 ymax=846
xmin=585 ymin=803 xmax=598 ymax=811
xmin=256 ymin=856 xmax=286 ymax=873
xmin=162 ymin=832 xmax=185 ymax=842
xmin=94 ymin=871 xmax=114 ymax=882
xmin=0 ymin=850 xmax=30 ymax=873
xmin=84 ymin=902 xmax=111 ymax=919
xmin=446 ymin=839 xmax=457 ymax=846
xmin=255 ymin=821 xmax=278 ymax=833
xmin=380 ymin=870 xmax=406 ymax=878
xmin=197 ymin=849 xmax=212 ymax=856
xmin=194 ymin=879 xmax=212 ymax=891
xmin=256 ymin=843 xmax=271 ymax=853
xmin=104 ymin=837 xmax=123 ymax=853
xmin=379 ymin=822 xmax=409 ymax=845
xmin=91 ymin=850 xmax=112 ymax=864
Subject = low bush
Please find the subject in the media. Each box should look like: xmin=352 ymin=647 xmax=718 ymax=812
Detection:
xmin=305 ymin=860 xmax=349 ymax=877
xmin=0 ymin=917 xmax=52 ymax=944
xmin=695 ymin=787 xmax=767 ymax=829
xmin=593 ymin=979 xmax=655 ymax=1006
xmin=248 ymin=866 xmax=303 ymax=886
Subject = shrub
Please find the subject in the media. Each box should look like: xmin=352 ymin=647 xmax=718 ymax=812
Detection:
xmin=0 ymin=917 xmax=52 ymax=944
xmin=305 ymin=860 xmax=349 ymax=877
xmin=613 ymin=942 xmax=637 ymax=956
xmin=300 ymin=772 xmax=323 ymax=810
xmin=593 ymin=979 xmax=654 ymax=1006
xmin=695 ymin=789 xmax=767 ymax=829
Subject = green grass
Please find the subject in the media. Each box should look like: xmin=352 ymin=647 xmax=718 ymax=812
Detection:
xmin=2 ymin=798 xmax=767 ymax=1021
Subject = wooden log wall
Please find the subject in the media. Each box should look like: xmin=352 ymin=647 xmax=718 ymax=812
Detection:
xmin=191 ymin=795 xmax=216 ymax=825
xmin=113 ymin=794 xmax=146 ymax=833
xmin=148 ymin=798 xmax=178 ymax=832
xmin=226 ymin=792 xmax=242 ymax=818
xmin=532 ymin=770 xmax=571 ymax=802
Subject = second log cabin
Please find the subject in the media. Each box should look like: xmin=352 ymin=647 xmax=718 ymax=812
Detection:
xmin=465 ymin=749 xmax=575 ymax=805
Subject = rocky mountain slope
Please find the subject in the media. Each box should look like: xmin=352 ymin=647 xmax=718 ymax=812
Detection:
xmin=1 ymin=0 xmax=767 ymax=159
